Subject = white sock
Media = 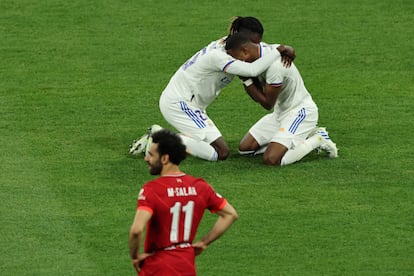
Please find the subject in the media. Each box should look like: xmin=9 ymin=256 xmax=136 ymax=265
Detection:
xmin=254 ymin=146 xmax=268 ymax=155
xmin=239 ymin=145 xmax=268 ymax=156
xmin=239 ymin=150 xmax=255 ymax=156
xmin=280 ymin=134 xmax=323 ymax=166
xmin=179 ymin=135 xmax=218 ymax=161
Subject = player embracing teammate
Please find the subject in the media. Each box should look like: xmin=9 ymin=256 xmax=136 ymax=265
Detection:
xmin=129 ymin=16 xmax=337 ymax=166
xmin=226 ymin=31 xmax=338 ymax=166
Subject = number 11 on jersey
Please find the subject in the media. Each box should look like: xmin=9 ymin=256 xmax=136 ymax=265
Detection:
xmin=170 ymin=201 xmax=195 ymax=242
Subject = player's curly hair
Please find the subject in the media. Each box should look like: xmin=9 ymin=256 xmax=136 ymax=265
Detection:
xmin=228 ymin=16 xmax=264 ymax=36
xmin=151 ymin=129 xmax=187 ymax=165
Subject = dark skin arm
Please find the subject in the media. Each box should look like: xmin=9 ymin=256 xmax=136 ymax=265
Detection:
xmin=243 ymin=81 xmax=282 ymax=110
xmin=277 ymin=45 xmax=296 ymax=67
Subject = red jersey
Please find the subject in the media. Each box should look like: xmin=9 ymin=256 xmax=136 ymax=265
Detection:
xmin=137 ymin=173 xmax=227 ymax=253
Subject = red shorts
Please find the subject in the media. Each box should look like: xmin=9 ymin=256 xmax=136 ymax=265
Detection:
xmin=139 ymin=247 xmax=196 ymax=276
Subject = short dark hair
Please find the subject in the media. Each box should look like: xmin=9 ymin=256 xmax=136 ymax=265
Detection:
xmin=225 ymin=31 xmax=252 ymax=51
xmin=229 ymin=16 xmax=264 ymax=36
xmin=151 ymin=129 xmax=187 ymax=165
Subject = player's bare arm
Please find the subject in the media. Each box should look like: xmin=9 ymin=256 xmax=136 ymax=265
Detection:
xmin=193 ymin=202 xmax=238 ymax=256
xmin=129 ymin=210 xmax=153 ymax=273
xmin=243 ymin=81 xmax=282 ymax=110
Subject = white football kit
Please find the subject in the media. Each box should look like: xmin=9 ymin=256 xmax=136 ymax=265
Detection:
xmin=159 ymin=38 xmax=280 ymax=144
xmin=248 ymin=43 xmax=318 ymax=149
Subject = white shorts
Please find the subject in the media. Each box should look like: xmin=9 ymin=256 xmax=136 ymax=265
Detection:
xmin=159 ymin=92 xmax=222 ymax=144
xmin=249 ymin=106 xmax=318 ymax=149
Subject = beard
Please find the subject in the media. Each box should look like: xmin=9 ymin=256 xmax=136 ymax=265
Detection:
xmin=148 ymin=159 xmax=162 ymax=175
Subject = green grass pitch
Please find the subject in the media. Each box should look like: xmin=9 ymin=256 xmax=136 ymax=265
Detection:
xmin=1 ymin=0 xmax=413 ymax=275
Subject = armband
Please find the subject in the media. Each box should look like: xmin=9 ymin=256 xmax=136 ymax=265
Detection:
xmin=242 ymin=78 xmax=253 ymax=87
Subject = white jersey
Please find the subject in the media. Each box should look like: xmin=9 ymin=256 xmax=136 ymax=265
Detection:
xmin=162 ymin=38 xmax=280 ymax=110
xmin=259 ymin=43 xmax=317 ymax=116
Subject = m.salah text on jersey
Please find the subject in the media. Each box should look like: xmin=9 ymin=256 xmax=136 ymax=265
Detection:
xmin=167 ymin=187 xmax=197 ymax=197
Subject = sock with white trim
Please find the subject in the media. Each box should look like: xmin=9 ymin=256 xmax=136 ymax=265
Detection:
xmin=254 ymin=146 xmax=268 ymax=155
xmin=239 ymin=150 xmax=255 ymax=156
xmin=280 ymin=134 xmax=323 ymax=166
xmin=179 ymin=135 xmax=218 ymax=161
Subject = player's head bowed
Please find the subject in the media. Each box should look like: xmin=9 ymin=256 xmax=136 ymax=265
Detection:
xmin=225 ymin=31 xmax=253 ymax=51
xmin=228 ymin=16 xmax=263 ymax=43
xmin=225 ymin=32 xmax=260 ymax=63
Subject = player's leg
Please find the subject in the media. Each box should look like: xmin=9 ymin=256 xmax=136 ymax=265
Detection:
xmin=280 ymin=135 xmax=320 ymax=165
xmin=159 ymin=97 xmax=223 ymax=161
xmin=238 ymin=113 xmax=276 ymax=156
xmin=263 ymin=142 xmax=288 ymax=165
xmin=307 ymin=127 xmax=338 ymax=158
xmin=239 ymin=132 xmax=260 ymax=155
xmin=276 ymin=107 xmax=319 ymax=166
xmin=179 ymin=134 xmax=219 ymax=161
xmin=211 ymin=136 xmax=230 ymax=160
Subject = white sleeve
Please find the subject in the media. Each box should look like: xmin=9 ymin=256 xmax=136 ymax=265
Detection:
xmin=265 ymin=59 xmax=284 ymax=85
xmin=221 ymin=48 xmax=280 ymax=77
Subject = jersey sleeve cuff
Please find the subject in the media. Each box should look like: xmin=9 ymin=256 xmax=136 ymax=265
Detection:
xmin=137 ymin=206 xmax=154 ymax=214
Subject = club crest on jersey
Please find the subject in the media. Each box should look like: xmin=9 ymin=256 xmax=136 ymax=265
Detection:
xmin=167 ymin=186 xmax=197 ymax=197
xmin=138 ymin=188 xmax=146 ymax=200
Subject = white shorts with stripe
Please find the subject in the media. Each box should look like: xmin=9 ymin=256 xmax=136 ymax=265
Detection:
xmin=159 ymin=92 xmax=222 ymax=144
xmin=249 ymin=106 xmax=318 ymax=149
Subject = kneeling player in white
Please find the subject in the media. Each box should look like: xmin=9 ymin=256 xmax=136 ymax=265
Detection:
xmin=130 ymin=16 xmax=295 ymax=162
xmin=226 ymin=32 xmax=338 ymax=166
xmin=158 ymin=37 xmax=283 ymax=161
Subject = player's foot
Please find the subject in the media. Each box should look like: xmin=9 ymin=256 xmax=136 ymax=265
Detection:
xmin=315 ymin=127 xmax=338 ymax=158
xmin=129 ymin=124 xmax=164 ymax=155
xmin=129 ymin=133 xmax=150 ymax=155
xmin=145 ymin=124 xmax=163 ymax=155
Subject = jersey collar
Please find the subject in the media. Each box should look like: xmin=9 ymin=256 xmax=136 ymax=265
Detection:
xmin=161 ymin=172 xmax=186 ymax=177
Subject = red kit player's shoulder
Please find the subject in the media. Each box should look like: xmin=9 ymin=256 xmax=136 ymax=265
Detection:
xmin=181 ymin=175 xmax=211 ymax=188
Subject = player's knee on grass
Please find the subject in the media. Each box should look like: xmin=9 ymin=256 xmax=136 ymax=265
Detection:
xmin=217 ymin=146 xmax=230 ymax=160
xmin=238 ymin=133 xmax=259 ymax=152
xmin=212 ymin=138 xmax=230 ymax=160
xmin=263 ymin=150 xmax=285 ymax=166
xmin=263 ymin=142 xmax=288 ymax=166
xmin=238 ymin=142 xmax=250 ymax=152
xmin=263 ymin=154 xmax=282 ymax=166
